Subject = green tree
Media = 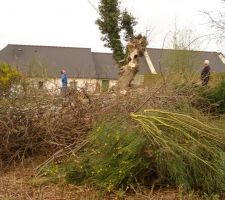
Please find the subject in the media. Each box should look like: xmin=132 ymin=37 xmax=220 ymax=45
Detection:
xmin=96 ymin=1 xmax=137 ymax=65
xmin=96 ymin=0 xmax=147 ymax=90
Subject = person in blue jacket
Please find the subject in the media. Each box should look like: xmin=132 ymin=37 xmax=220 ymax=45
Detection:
xmin=61 ymin=70 xmax=68 ymax=88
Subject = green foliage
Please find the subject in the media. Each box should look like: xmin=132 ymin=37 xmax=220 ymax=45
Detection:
xmin=121 ymin=9 xmax=137 ymax=40
xmin=0 ymin=62 xmax=21 ymax=95
xmin=195 ymin=75 xmax=225 ymax=114
xmin=66 ymin=119 xmax=149 ymax=191
xmin=42 ymin=118 xmax=149 ymax=192
xmin=40 ymin=110 xmax=225 ymax=195
xmin=96 ymin=0 xmax=137 ymax=65
xmin=132 ymin=110 xmax=225 ymax=194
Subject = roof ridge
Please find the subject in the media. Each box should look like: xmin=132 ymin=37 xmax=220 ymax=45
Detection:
xmin=7 ymin=44 xmax=91 ymax=50
xmin=92 ymin=52 xmax=112 ymax=55
xmin=93 ymin=48 xmax=220 ymax=54
xmin=4 ymin=44 xmax=221 ymax=54
xmin=147 ymin=47 xmax=219 ymax=54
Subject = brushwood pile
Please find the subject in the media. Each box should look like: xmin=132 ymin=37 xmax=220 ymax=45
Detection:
xmin=1 ymin=76 xmax=225 ymax=196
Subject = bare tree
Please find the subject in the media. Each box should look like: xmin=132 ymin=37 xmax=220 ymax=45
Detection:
xmin=165 ymin=26 xmax=203 ymax=83
xmin=203 ymin=1 xmax=225 ymax=42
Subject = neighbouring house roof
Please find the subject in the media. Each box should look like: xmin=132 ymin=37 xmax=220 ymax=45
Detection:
xmin=146 ymin=48 xmax=225 ymax=73
xmin=0 ymin=44 xmax=97 ymax=78
xmin=0 ymin=44 xmax=225 ymax=80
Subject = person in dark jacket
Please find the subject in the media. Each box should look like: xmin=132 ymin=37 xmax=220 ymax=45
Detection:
xmin=201 ymin=60 xmax=211 ymax=86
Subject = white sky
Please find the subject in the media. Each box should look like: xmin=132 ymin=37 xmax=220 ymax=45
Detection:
xmin=0 ymin=0 xmax=224 ymax=52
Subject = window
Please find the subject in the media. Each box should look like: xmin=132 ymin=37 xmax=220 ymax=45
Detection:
xmin=102 ymin=80 xmax=109 ymax=92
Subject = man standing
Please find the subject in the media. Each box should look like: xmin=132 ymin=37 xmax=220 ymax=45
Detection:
xmin=61 ymin=70 xmax=68 ymax=95
xmin=201 ymin=60 xmax=211 ymax=86
xmin=61 ymin=70 xmax=68 ymax=88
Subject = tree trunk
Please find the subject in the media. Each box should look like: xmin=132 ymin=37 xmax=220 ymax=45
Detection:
xmin=116 ymin=50 xmax=139 ymax=91
xmin=115 ymin=37 xmax=147 ymax=92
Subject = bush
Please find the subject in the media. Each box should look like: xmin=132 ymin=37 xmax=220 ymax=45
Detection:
xmin=42 ymin=118 xmax=150 ymax=192
xmin=132 ymin=110 xmax=225 ymax=194
xmin=67 ymin=118 xmax=150 ymax=191
xmin=0 ymin=62 xmax=21 ymax=95
xmin=40 ymin=110 xmax=225 ymax=195
xmin=194 ymin=75 xmax=225 ymax=114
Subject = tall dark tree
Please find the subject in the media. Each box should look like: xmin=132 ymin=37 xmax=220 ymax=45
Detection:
xmin=96 ymin=0 xmax=124 ymax=64
xmin=121 ymin=9 xmax=137 ymax=40
xmin=96 ymin=0 xmax=147 ymax=91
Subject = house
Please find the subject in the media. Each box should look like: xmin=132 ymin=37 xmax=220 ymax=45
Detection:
xmin=0 ymin=44 xmax=225 ymax=92
xmin=0 ymin=44 xmax=99 ymax=92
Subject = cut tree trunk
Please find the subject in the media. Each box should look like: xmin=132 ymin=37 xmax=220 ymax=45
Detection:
xmin=115 ymin=37 xmax=147 ymax=92
xmin=116 ymin=49 xmax=139 ymax=91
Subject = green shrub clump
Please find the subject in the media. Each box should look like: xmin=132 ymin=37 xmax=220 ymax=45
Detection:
xmin=195 ymin=75 xmax=225 ymax=114
xmin=65 ymin=119 xmax=150 ymax=191
xmin=41 ymin=111 xmax=225 ymax=195
xmin=0 ymin=62 xmax=21 ymax=95
xmin=132 ymin=110 xmax=225 ymax=194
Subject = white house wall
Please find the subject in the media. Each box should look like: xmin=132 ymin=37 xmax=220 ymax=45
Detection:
xmin=109 ymin=80 xmax=117 ymax=88
xmin=28 ymin=78 xmax=119 ymax=93
xmin=45 ymin=78 xmax=99 ymax=93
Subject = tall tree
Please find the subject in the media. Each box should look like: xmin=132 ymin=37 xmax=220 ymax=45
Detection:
xmin=96 ymin=0 xmax=147 ymax=91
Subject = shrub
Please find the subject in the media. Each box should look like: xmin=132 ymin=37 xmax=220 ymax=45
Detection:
xmin=67 ymin=118 xmax=150 ymax=191
xmin=132 ymin=110 xmax=225 ymax=194
xmin=194 ymin=75 xmax=225 ymax=114
xmin=40 ymin=110 xmax=225 ymax=195
xmin=42 ymin=118 xmax=150 ymax=192
xmin=0 ymin=62 xmax=21 ymax=96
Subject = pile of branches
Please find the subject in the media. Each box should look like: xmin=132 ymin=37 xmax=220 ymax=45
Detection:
xmin=0 ymin=85 xmax=188 ymax=166
xmin=0 ymin=90 xmax=97 ymax=166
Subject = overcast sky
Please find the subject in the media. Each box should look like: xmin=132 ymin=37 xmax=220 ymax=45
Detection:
xmin=0 ymin=0 xmax=224 ymax=52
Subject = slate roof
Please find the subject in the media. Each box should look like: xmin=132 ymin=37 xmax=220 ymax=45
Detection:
xmin=146 ymin=48 xmax=225 ymax=73
xmin=0 ymin=44 xmax=225 ymax=80
xmin=92 ymin=49 xmax=225 ymax=79
xmin=92 ymin=52 xmax=118 ymax=80
xmin=0 ymin=44 xmax=97 ymax=78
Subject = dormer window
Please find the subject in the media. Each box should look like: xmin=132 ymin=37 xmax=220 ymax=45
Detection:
xmin=17 ymin=48 xmax=23 ymax=51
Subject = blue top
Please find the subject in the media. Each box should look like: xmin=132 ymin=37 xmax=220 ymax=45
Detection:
xmin=61 ymin=73 xmax=68 ymax=87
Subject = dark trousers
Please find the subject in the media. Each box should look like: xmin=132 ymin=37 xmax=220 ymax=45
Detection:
xmin=202 ymin=77 xmax=209 ymax=86
xmin=61 ymin=87 xmax=68 ymax=96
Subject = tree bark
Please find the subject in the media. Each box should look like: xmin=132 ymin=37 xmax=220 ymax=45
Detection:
xmin=115 ymin=37 xmax=147 ymax=92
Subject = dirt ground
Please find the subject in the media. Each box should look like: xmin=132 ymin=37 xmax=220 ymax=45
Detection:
xmin=0 ymin=157 xmax=212 ymax=200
